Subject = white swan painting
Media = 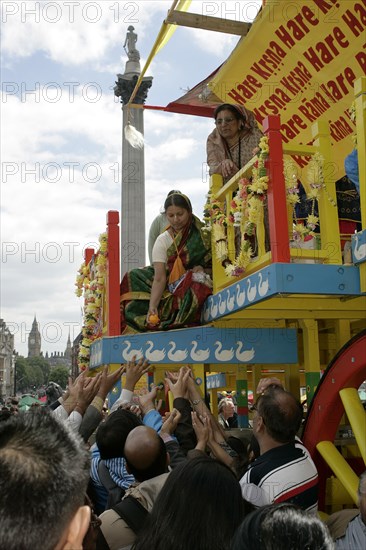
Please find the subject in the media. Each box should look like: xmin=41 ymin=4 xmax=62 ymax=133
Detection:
xmin=218 ymin=294 xmax=227 ymax=315
xmin=145 ymin=341 xmax=166 ymax=362
xmin=226 ymin=289 xmax=235 ymax=311
xmin=168 ymin=341 xmax=188 ymax=361
xmin=214 ymin=341 xmax=234 ymax=361
xmin=190 ymin=341 xmax=210 ymax=361
xmin=236 ymin=283 xmax=246 ymax=307
xmin=247 ymin=278 xmax=257 ymax=302
xmin=122 ymin=341 xmax=143 ymax=362
xmin=353 ymin=234 xmax=366 ymax=261
xmin=235 ymin=342 xmax=256 ymax=362
xmin=203 ymin=306 xmax=210 ymax=322
xmin=210 ymin=299 xmax=218 ymax=318
xmin=258 ymin=272 xmax=269 ymax=297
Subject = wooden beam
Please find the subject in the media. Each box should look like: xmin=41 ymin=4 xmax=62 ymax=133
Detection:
xmin=165 ymin=11 xmax=251 ymax=36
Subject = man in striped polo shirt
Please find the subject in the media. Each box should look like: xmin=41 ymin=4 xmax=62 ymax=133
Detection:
xmin=240 ymin=385 xmax=318 ymax=513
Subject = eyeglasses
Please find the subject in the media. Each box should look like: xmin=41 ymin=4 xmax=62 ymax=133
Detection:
xmin=249 ymin=403 xmax=257 ymax=412
xmin=215 ymin=117 xmax=235 ymax=125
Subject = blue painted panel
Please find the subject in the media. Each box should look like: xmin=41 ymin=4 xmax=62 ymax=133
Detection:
xmin=352 ymin=230 xmax=366 ymax=265
xmin=201 ymin=263 xmax=364 ymax=323
xmin=276 ymin=264 xmax=363 ymax=295
xmin=207 ymin=373 xmax=227 ymax=390
xmin=202 ymin=265 xmax=277 ymax=323
xmin=89 ymin=326 xmax=298 ymax=368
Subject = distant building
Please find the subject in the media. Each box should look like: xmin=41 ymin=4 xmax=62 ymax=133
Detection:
xmin=27 ymin=317 xmax=72 ymax=369
xmin=28 ymin=316 xmax=41 ymax=357
xmin=0 ymin=319 xmax=15 ymax=399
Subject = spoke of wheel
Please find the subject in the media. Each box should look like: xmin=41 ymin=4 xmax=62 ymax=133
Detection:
xmin=339 ymin=387 xmax=366 ymax=465
xmin=316 ymin=441 xmax=359 ymax=505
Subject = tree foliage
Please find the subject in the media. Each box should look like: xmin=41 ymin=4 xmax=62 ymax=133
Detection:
xmin=49 ymin=366 xmax=69 ymax=389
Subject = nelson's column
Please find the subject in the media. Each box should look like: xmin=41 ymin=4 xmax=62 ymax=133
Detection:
xmin=114 ymin=26 xmax=153 ymax=276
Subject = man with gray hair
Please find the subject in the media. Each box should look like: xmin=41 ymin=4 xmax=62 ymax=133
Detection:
xmin=0 ymin=409 xmax=91 ymax=550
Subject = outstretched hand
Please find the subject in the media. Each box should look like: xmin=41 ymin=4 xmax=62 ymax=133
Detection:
xmin=124 ymin=356 xmax=151 ymax=392
xmin=98 ymin=365 xmax=126 ymax=400
xmin=138 ymin=385 xmax=161 ymax=416
xmin=161 ymin=408 xmax=182 ymax=436
xmin=165 ymin=366 xmax=191 ymax=399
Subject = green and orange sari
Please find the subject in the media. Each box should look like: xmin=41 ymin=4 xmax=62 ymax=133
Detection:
xmin=120 ymin=217 xmax=212 ymax=333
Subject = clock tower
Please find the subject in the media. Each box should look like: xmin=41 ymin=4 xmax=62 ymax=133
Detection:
xmin=28 ymin=316 xmax=41 ymax=357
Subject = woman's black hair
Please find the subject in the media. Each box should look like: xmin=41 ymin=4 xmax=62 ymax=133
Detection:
xmin=164 ymin=192 xmax=192 ymax=213
xmin=230 ymin=503 xmax=334 ymax=550
xmin=132 ymin=455 xmax=245 ymax=550
xmin=214 ymin=103 xmax=246 ymax=123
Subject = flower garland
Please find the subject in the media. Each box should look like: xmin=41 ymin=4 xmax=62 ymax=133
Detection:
xmin=75 ymin=232 xmax=108 ymax=371
xmin=284 ymin=152 xmax=336 ymax=242
xmin=203 ymin=135 xmax=269 ymax=277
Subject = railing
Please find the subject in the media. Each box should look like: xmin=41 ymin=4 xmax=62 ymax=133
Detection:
xmin=210 ymin=115 xmax=343 ymax=294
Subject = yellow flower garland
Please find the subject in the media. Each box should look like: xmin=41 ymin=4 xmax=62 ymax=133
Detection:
xmin=284 ymin=152 xmax=336 ymax=242
xmin=75 ymin=232 xmax=108 ymax=371
xmin=203 ymin=136 xmax=269 ymax=278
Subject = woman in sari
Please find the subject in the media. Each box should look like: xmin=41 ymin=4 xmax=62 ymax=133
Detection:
xmin=207 ymin=104 xmax=263 ymax=182
xmin=120 ymin=192 xmax=212 ymax=333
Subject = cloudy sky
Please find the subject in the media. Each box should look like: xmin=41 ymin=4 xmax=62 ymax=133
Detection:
xmin=1 ymin=1 xmax=261 ymax=357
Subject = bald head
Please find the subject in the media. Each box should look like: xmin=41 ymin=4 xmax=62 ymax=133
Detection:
xmin=124 ymin=426 xmax=168 ymax=482
xmin=257 ymin=387 xmax=303 ymax=443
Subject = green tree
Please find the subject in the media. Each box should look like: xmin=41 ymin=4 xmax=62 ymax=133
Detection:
xmin=49 ymin=366 xmax=69 ymax=389
xmin=15 ymin=356 xmax=30 ymax=393
xmin=27 ymin=356 xmax=51 ymax=385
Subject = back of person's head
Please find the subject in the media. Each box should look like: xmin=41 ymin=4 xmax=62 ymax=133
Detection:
xmin=0 ymin=409 xmax=91 ymax=550
xmin=96 ymin=408 xmax=142 ymax=460
xmin=133 ymin=455 xmax=244 ymax=550
xmin=164 ymin=192 xmax=192 ymax=214
xmin=231 ymin=503 xmax=334 ymax=550
xmin=124 ymin=425 xmax=169 ymax=482
xmin=257 ymin=386 xmax=303 ymax=443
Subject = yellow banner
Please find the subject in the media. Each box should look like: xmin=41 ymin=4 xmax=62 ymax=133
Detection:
xmin=128 ymin=0 xmax=192 ymax=105
xmin=209 ymin=0 xmax=366 ymax=177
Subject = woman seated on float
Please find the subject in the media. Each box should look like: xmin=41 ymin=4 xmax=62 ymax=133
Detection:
xmin=120 ymin=192 xmax=212 ymax=333
xmin=207 ymin=104 xmax=263 ymax=182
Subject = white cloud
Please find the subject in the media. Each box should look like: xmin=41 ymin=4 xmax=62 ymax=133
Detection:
xmin=2 ymin=0 xmax=249 ymax=359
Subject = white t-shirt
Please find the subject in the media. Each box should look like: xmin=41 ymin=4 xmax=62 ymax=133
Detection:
xmin=152 ymin=231 xmax=174 ymax=264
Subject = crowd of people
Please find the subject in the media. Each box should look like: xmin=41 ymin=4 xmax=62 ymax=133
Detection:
xmin=1 ymin=103 xmax=363 ymax=549
xmin=1 ymin=362 xmax=365 ymax=550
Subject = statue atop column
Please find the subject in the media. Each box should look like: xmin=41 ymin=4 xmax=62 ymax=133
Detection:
xmin=115 ymin=25 xmax=152 ymax=104
xmin=123 ymin=25 xmax=140 ymax=62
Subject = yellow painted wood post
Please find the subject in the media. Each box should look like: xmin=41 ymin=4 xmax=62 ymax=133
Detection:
xmin=192 ymin=363 xmax=206 ymax=400
xmin=335 ymin=320 xmax=351 ymax=352
xmin=354 ymin=77 xmax=366 ymax=292
xmin=339 ymin=388 xmax=366 ymax=464
xmin=300 ymin=319 xmax=321 ymax=405
xmin=284 ymin=364 xmax=300 ymax=400
xmin=251 ymin=364 xmax=262 ymax=396
xmin=210 ymin=174 xmax=225 ymax=294
xmin=312 ymin=121 xmax=342 ymax=264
